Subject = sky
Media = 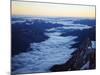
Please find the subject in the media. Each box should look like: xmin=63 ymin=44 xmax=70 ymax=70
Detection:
xmin=12 ymin=1 xmax=95 ymax=18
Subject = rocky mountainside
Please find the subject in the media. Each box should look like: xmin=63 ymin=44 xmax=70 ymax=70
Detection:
xmin=50 ymin=27 xmax=96 ymax=72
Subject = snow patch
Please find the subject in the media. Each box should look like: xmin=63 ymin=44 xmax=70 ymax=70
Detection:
xmin=92 ymin=41 xmax=96 ymax=48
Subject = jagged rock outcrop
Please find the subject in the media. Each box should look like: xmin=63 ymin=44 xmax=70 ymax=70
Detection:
xmin=50 ymin=27 xmax=96 ymax=72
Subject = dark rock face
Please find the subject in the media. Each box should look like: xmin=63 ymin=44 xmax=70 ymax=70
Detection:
xmin=50 ymin=27 xmax=96 ymax=72
xmin=50 ymin=41 xmax=96 ymax=71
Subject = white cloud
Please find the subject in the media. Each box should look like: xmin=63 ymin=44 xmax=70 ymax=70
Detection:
xmin=12 ymin=31 xmax=77 ymax=74
xmin=12 ymin=16 xmax=92 ymax=74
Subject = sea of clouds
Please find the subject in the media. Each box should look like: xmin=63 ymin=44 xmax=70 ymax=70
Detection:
xmin=12 ymin=17 xmax=92 ymax=74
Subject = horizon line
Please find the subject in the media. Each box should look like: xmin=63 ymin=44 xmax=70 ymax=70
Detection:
xmin=12 ymin=14 xmax=96 ymax=19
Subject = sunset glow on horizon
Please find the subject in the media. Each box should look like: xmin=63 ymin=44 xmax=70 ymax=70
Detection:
xmin=12 ymin=1 xmax=95 ymax=18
